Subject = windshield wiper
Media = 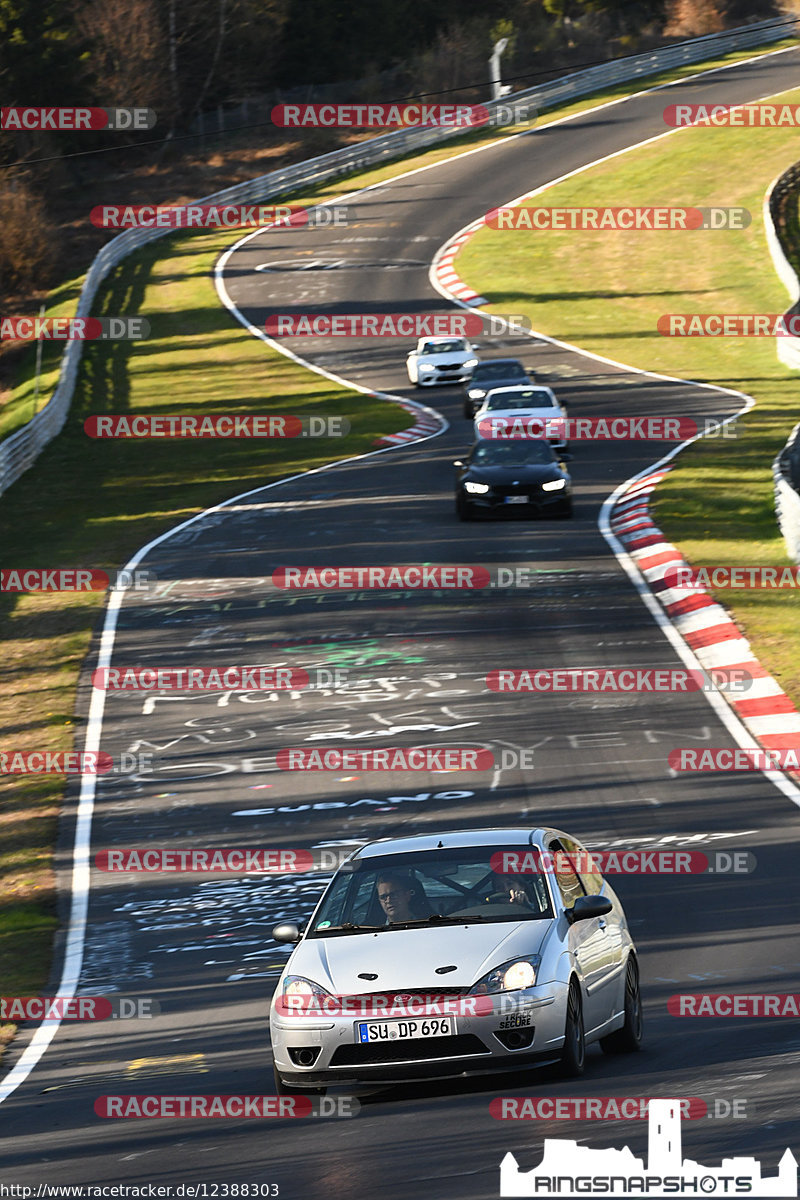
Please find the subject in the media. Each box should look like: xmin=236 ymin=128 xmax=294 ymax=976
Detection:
xmin=314 ymin=922 xmax=379 ymax=933
xmin=423 ymin=914 xmax=488 ymax=925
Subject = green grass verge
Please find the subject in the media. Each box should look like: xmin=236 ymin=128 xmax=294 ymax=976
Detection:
xmin=456 ymin=85 xmax=800 ymax=705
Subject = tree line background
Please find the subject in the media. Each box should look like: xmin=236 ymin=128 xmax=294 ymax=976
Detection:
xmin=0 ymin=0 xmax=789 ymax=301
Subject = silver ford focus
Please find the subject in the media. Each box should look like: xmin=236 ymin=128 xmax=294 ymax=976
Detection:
xmin=269 ymin=827 xmax=642 ymax=1094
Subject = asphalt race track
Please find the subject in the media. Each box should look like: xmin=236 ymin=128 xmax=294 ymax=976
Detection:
xmin=2 ymin=47 xmax=800 ymax=1199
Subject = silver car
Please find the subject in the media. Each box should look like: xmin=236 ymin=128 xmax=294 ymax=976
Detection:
xmin=269 ymin=827 xmax=642 ymax=1094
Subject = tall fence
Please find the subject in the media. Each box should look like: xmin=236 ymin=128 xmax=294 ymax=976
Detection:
xmin=1 ymin=14 xmax=796 ymax=499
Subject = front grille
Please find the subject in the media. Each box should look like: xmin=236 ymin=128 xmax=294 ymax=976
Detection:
xmin=492 ymin=484 xmax=542 ymax=499
xmin=351 ymin=987 xmax=468 ymax=1000
xmin=437 ymin=363 xmax=463 ymax=371
xmin=330 ymin=1034 xmax=488 ymax=1066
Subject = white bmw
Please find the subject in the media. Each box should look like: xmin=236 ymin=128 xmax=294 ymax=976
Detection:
xmin=406 ymin=336 xmax=479 ymax=386
xmin=269 ymin=827 xmax=642 ymax=1094
xmin=474 ymin=385 xmax=569 ymax=451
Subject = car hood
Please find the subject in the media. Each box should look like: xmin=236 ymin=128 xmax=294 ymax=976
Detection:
xmin=284 ymin=922 xmax=550 ymax=994
xmin=418 ymin=350 xmax=472 ymax=362
xmin=476 ymin=405 xmax=563 ymax=430
xmin=464 ymin=464 xmax=565 ymax=484
xmin=469 ymin=377 xmax=527 ymax=392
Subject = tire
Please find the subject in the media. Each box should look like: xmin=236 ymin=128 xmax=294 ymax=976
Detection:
xmin=557 ymin=980 xmax=586 ymax=1077
xmin=272 ymin=1063 xmax=326 ymax=1096
xmin=456 ymin=497 xmax=474 ymax=522
xmin=463 ymin=403 xmax=474 ymax=419
xmin=557 ymin=500 xmax=574 ymax=519
xmin=600 ymin=956 xmax=643 ymax=1054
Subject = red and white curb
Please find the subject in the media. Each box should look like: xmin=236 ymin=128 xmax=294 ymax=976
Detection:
xmin=373 ymin=394 xmax=445 ymax=446
xmin=610 ymin=471 xmax=800 ymax=767
xmin=434 ymin=227 xmax=488 ymax=306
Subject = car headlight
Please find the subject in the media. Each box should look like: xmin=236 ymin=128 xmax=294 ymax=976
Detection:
xmin=468 ymin=956 xmax=541 ymax=995
xmin=468 ymin=388 xmax=486 ymax=400
xmin=464 ymin=357 xmax=479 ymax=369
xmin=542 ymin=478 xmax=567 ymax=492
xmin=464 ymin=481 xmax=490 ymax=495
xmin=418 ymin=363 xmax=436 ymax=373
xmin=276 ymin=975 xmax=334 ymax=1016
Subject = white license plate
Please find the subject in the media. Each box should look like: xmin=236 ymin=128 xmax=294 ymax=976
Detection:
xmin=505 ymin=496 xmax=528 ymax=505
xmin=356 ymin=1018 xmax=455 ymax=1043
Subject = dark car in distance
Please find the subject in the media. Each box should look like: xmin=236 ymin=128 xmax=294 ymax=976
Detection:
xmin=462 ymin=358 xmax=534 ymax=418
xmin=454 ymin=438 xmax=572 ymax=520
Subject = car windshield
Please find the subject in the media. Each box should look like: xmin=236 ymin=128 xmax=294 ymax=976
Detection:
xmin=474 ymin=362 xmax=526 ymax=380
xmin=472 ymin=442 xmax=555 ymax=466
xmin=422 ymin=339 xmax=466 ymax=354
xmin=307 ymin=845 xmax=554 ymax=936
xmin=485 ymin=390 xmax=556 ymax=410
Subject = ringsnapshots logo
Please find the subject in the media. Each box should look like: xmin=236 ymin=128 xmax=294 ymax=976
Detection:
xmin=271 ymin=102 xmax=536 ymax=129
xmin=265 ymin=312 xmax=531 ymax=337
xmin=1 ymin=317 xmax=149 ymax=341
xmin=499 ymin=1098 xmax=797 ymax=1197
xmin=664 ymin=102 xmax=800 ymax=127
xmin=486 ymin=667 xmax=752 ymax=694
xmin=486 ymin=206 xmax=750 ymax=231
xmin=1 ymin=107 xmax=156 ymax=131
xmin=83 ymin=415 xmax=349 ymax=438
xmin=94 ymin=1095 xmax=358 ymax=1119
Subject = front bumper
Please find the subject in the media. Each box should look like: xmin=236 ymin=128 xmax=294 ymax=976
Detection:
xmin=270 ymin=986 xmax=566 ymax=1087
xmin=458 ymin=488 xmax=572 ymax=514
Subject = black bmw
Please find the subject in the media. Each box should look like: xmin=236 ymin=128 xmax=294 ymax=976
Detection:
xmin=454 ymin=438 xmax=572 ymax=520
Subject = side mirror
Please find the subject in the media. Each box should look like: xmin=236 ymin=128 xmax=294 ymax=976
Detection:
xmin=453 ymin=460 xmax=464 ymax=468
xmin=272 ymin=922 xmax=303 ymax=944
xmin=566 ymin=895 xmax=612 ymax=924
xmin=471 ymin=343 xmax=481 ymax=350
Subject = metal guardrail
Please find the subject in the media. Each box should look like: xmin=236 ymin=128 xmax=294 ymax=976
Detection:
xmin=1 ymin=14 xmax=796 ymax=499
